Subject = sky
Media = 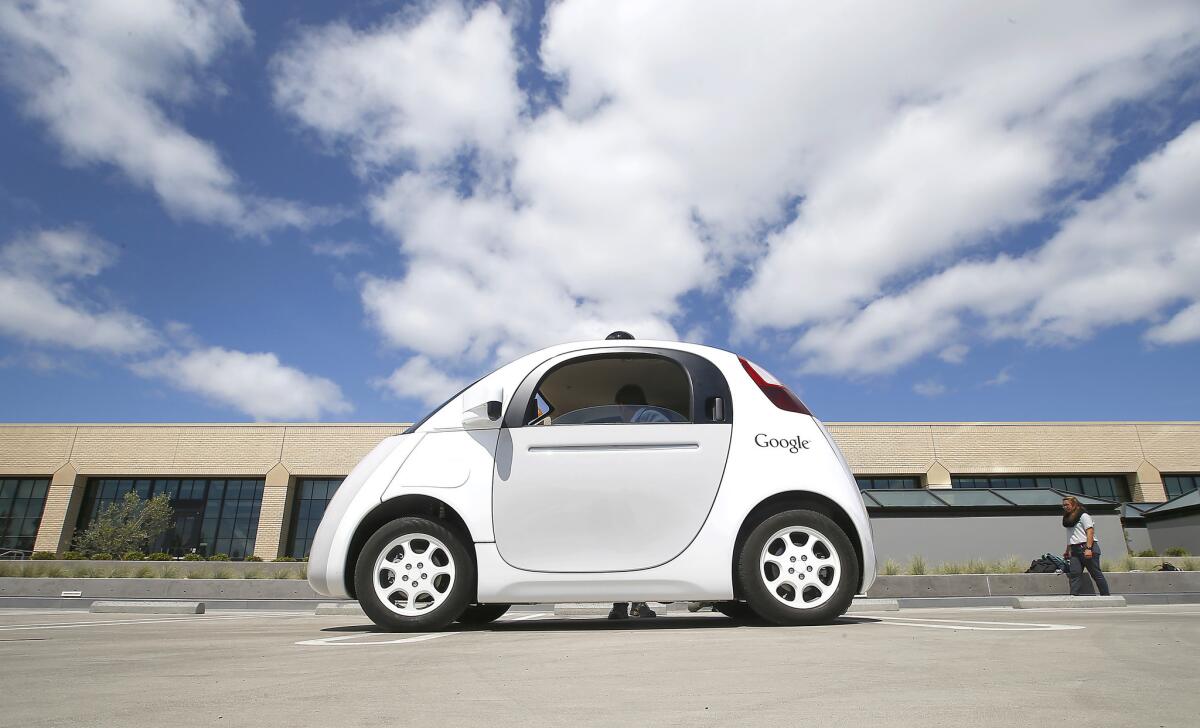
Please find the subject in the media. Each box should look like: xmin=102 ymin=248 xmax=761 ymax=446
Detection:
xmin=0 ymin=0 xmax=1198 ymax=424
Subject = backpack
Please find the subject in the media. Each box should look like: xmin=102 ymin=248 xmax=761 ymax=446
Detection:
xmin=1025 ymin=553 xmax=1068 ymax=574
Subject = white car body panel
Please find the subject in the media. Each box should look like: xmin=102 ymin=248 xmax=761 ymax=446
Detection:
xmin=308 ymin=338 xmax=877 ymax=602
xmin=493 ymin=422 xmax=731 ymax=571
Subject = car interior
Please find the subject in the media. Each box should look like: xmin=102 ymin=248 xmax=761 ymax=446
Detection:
xmin=526 ymin=355 xmax=692 ymax=425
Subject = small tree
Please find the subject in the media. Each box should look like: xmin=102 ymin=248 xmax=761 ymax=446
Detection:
xmin=75 ymin=492 xmax=173 ymax=557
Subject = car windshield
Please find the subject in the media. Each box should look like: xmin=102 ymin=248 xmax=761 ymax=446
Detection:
xmin=402 ymin=376 xmax=484 ymax=434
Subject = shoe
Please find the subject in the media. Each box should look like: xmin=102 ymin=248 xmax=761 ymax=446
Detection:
xmin=630 ymin=602 xmax=657 ymax=618
xmin=607 ymin=603 xmax=629 ymax=620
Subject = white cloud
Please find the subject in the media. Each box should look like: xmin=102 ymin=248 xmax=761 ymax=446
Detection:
xmin=271 ymin=1 xmax=1200 ymax=383
xmin=1146 ymin=303 xmax=1200 ymax=345
xmin=374 ymin=355 xmax=469 ymax=407
xmin=939 ymin=344 xmax=970 ymax=365
xmin=792 ymin=120 xmax=1200 ymax=374
xmin=134 ymin=346 xmax=352 ymax=421
xmin=310 ymin=240 xmax=369 ymax=259
xmin=0 ymin=0 xmax=327 ymax=234
xmin=272 ymin=1 xmax=522 ymax=173
xmin=985 ymin=367 xmax=1014 ymax=387
xmin=0 ymin=229 xmax=159 ymax=353
xmin=913 ymin=380 xmax=947 ymax=397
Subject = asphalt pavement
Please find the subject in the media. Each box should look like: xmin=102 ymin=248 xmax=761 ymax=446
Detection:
xmin=1 ymin=605 xmax=1197 ymax=727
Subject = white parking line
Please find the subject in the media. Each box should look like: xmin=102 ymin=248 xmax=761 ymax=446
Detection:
xmin=863 ymin=615 xmax=1083 ymax=631
xmin=0 ymin=611 xmax=314 ymax=632
xmin=0 ymin=615 xmax=238 ymax=631
xmin=295 ymin=611 xmax=552 ymax=646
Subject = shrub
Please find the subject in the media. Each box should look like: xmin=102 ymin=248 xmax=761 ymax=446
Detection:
xmin=161 ymin=566 xmax=180 ymax=579
xmin=0 ymin=563 xmax=17 ymax=577
xmin=74 ymin=491 xmax=173 ymax=558
xmin=30 ymin=551 xmax=57 ymax=560
xmin=244 ymin=569 xmax=263 ymax=579
xmin=133 ymin=566 xmax=154 ymax=578
xmin=935 ymin=561 xmax=963 ymax=575
xmin=207 ymin=553 xmax=230 ymax=562
xmin=109 ymin=566 xmax=130 ymax=578
xmin=1164 ymin=547 xmax=1191 ymax=557
xmin=212 ymin=568 xmax=233 ymax=580
xmin=90 ymin=552 xmax=114 ymax=561
xmin=61 ymin=551 xmax=85 ymax=560
xmin=69 ymin=566 xmax=96 ymax=578
xmin=145 ymin=552 xmax=171 ymax=561
xmin=182 ymin=553 xmax=204 ymax=561
xmin=273 ymin=556 xmax=298 ymax=562
xmin=244 ymin=555 xmax=263 ymax=562
xmin=1120 ymin=556 xmax=1138 ymax=572
xmin=121 ymin=551 xmax=146 ymax=562
xmin=907 ymin=555 xmax=926 ymax=576
xmin=19 ymin=563 xmax=47 ymax=577
xmin=43 ymin=565 xmax=65 ymax=578
xmin=186 ymin=569 xmax=211 ymax=579
xmin=1181 ymin=557 xmax=1199 ymax=571
xmin=998 ymin=556 xmax=1024 ymax=574
xmin=1136 ymin=549 xmax=1157 ymax=557
xmin=880 ymin=559 xmax=901 ymax=576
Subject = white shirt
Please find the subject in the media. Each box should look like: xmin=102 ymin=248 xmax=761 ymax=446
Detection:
xmin=1067 ymin=512 xmax=1097 ymax=545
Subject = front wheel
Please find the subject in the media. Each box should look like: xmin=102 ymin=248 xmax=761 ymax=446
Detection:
xmin=354 ymin=517 xmax=475 ymax=632
xmin=736 ymin=510 xmax=858 ymax=626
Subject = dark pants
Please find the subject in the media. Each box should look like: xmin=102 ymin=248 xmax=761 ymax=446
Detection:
xmin=1068 ymin=543 xmax=1111 ymax=596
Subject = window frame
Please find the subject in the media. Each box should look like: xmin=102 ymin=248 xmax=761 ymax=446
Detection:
xmin=504 ymin=347 xmax=734 ymax=429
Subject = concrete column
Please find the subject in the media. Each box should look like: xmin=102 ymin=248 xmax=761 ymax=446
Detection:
xmin=925 ymin=461 xmax=952 ymax=489
xmin=32 ymin=463 xmax=87 ymax=554
xmin=253 ymin=463 xmax=293 ymax=560
xmin=1129 ymin=461 xmax=1167 ymax=502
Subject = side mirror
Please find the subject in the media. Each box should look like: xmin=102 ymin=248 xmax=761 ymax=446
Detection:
xmin=462 ymin=385 xmax=504 ymax=429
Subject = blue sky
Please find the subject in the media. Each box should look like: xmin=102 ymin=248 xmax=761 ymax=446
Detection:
xmin=1 ymin=1 xmax=1198 ymax=424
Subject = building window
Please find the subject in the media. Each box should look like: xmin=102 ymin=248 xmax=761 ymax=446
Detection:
xmin=856 ymin=477 xmax=920 ymax=491
xmin=77 ymin=478 xmax=264 ymax=559
xmin=287 ymin=478 xmax=343 ymax=558
xmin=0 ymin=478 xmax=50 ymax=554
xmin=1163 ymin=475 xmax=1200 ymax=499
xmin=952 ymin=475 xmax=1130 ymax=501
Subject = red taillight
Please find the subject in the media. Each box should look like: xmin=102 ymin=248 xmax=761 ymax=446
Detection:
xmin=738 ymin=356 xmax=812 ymax=416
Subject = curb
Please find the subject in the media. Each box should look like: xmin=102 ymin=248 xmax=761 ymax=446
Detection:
xmin=1014 ymin=595 xmax=1127 ymax=609
xmin=91 ymin=600 xmax=205 ymax=614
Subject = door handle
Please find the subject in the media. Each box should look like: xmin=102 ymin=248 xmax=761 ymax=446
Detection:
xmin=527 ymin=443 xmax=699 ymax=453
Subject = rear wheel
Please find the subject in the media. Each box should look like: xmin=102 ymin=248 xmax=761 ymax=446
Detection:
xmin=354 ymin=517 xmax=474 ymax=632
xmin=457 ymin=603 xmax=511 ymax=625
xmin=736 ymin=509 xmax=858 ymax=626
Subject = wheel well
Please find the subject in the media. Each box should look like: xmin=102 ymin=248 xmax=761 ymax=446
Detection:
xmin=343 ymin=495 xmax=475 ymax=599
xmin=732 ymin=491 xmax=866 ymax=596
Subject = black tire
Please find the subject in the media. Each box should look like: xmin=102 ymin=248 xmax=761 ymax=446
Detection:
xmin=457 ymin=603 xmax=511 ymax=625
xmin=354 ymin=517 xmax=475 ymax=632
xmin=736 ymin=509 xmax=859 ymax=626
xmin=713 ymin=601 xmax=760 ymax=622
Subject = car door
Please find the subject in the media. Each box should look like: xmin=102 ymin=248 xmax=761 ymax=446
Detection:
xmin=492 ymin=347 xmax=733 ymax=572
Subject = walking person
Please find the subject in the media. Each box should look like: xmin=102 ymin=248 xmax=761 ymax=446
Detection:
xmin=1062 ymin=496 xmax=1111 ymax=596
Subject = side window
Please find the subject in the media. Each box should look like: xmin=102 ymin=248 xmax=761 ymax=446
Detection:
xmin=525 ymin=355 xmax=692 ymax=426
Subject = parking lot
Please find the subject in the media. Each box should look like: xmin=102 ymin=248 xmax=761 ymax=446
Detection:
xmin=1 ymin=605 xmax=1198 ymax=727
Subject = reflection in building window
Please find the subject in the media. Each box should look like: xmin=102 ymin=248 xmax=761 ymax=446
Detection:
xmin=78 ymin=478 xmax=264 ymax=559
xmin=0 ymin=478 xmax=50 ymax=553
xmin=951 ymin=475 xmax=1130 ymax=501
xmin=855 ymin=477 xmax=920 ymax=491
xmin=288 ymin=478 xmax=343 ymax=558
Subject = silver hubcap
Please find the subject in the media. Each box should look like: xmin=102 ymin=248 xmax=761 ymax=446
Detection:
xmin=759 ymin=526 xmax=841 ymax=609
xmin=373 ymin=533 xmax=456 ymax=617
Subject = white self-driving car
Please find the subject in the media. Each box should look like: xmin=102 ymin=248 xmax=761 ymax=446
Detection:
xmin=308 ymin=334 xmax=876 ymax=630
